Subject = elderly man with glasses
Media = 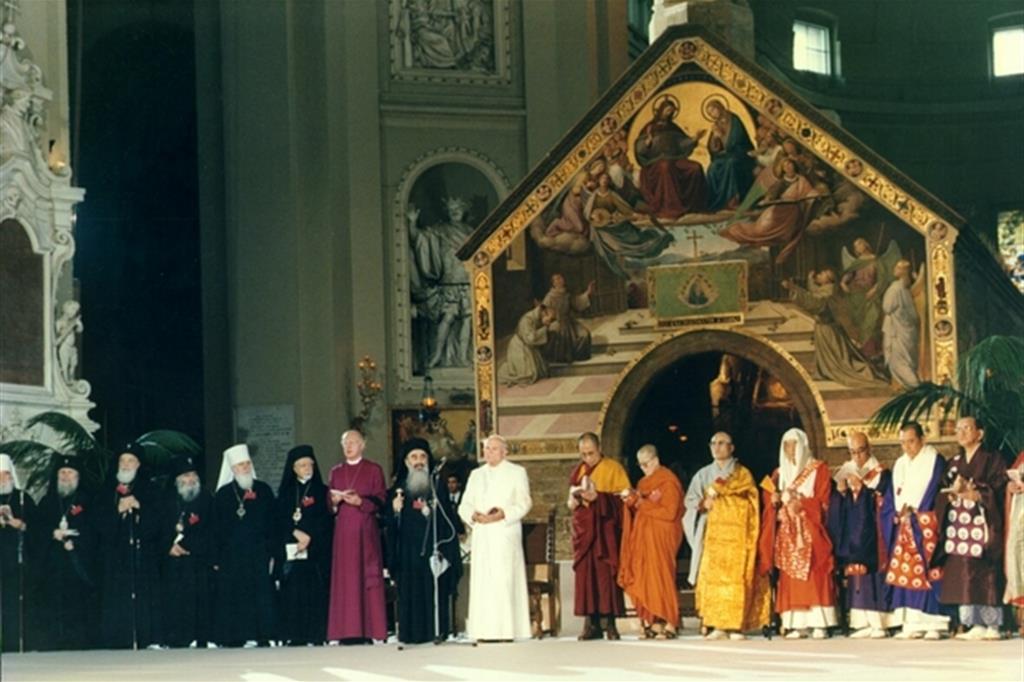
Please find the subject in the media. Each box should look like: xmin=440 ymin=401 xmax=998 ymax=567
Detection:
xmin=827 ymin=431 xmax=894 ymax=638
xmin=683 ymin=432 xmax=770 ymax=640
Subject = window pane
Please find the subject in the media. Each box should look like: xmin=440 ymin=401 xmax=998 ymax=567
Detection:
xmin=793 ymin=20 xmax=832 ymax=75
xmin=993 ymin=26 xmax=1024 ymax=77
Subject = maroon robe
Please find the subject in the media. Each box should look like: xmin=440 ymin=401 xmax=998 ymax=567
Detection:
xmin=326 ymin=458 xmax=387 ymax=641
xmin=570 ymin=460 xmax=627 ymax=617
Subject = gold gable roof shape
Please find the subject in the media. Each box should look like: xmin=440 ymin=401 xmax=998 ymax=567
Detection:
xmin=456 ymin=24 xmax=966 ymax=265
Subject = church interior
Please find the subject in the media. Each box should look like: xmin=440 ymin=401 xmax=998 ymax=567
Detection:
xmin=1 ymin=1 xmax=1023 ymax=680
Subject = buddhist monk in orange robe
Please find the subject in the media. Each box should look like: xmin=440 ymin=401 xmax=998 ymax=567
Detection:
xmin=618 ymin=444 xmax=684 ymax=638
xmin=758 ymin=427 xmax=837 ymax=639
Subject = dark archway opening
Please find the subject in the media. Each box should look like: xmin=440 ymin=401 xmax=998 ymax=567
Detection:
xmin=622 ymin=351 xmax=803 ymax=488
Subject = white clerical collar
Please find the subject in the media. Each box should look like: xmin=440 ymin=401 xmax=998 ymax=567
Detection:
xmin=345 ymin=458 xmax=363 ymax=466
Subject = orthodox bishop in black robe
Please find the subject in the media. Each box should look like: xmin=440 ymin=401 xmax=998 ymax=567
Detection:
xmin=159 ymin=455 xmax=213 ymax=647
xmin=35 ymin=454 xmax=98 ymax=650
xmin=387 ymin=439 xmax=463 ymax=644
xmin=98 ymin=444 xmax=163 ymax=649
xmin=212 ymin=443 xmax=276 ymax=646
xmin=274 ymin=444 xmax=332 ymax=645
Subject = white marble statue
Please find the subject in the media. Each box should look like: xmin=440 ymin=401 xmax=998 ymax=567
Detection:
xmin=55 ymin=300 xmax=83 ymax=386
xmin=407 ymin=196 xmax=474 ymax=370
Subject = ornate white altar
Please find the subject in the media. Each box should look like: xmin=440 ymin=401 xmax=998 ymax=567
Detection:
xmin=0 ymin=3 xmax=94 ymax=437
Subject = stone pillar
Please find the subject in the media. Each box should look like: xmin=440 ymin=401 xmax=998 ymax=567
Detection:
xmin=649 ymin=0 xmax=755 ymax=60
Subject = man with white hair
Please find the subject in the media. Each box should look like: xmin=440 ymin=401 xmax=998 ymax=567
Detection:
xmin=159 ymin=455 xmax=213 ymax=648
xmin=36 ymin=454 xmax=97 ymax=650
xmin=0 ymin=453 xmax=35 ymax=651
xmin=98 ymin=443 xmax=162 ymax=649
xmin=758 ymin=428 xmax=837 ymax=639
xmin=212 ymin=443 xmax=276 ymax=647
xmin=458 ymin=434 xmax=532 ymax=641
xmin=327 ymin=430 xmax=388 ymax=643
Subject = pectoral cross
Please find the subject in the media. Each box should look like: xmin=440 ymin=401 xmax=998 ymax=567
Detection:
xmin=686 ymin=229 xmax=703 ymax=258
xmin=2 ymin=0 xmax=21 ymax=25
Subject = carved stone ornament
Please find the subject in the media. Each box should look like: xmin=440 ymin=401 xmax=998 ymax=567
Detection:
xmin=388 ymin=0 xmax=512 ymax=85
xmin=0 ymin=2 xmax=94 ymax=433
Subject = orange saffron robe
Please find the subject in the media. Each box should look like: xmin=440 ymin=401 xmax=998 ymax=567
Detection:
xmin=618 ymin=466 xmax=684 ymax=625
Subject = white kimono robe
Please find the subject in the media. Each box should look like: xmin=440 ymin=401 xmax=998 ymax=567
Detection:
xmin=458 ymin=458 xmax=533 ymax=640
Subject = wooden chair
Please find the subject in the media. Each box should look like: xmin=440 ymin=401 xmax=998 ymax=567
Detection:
xmin=522 ymin=508 xmax=559 ymax=638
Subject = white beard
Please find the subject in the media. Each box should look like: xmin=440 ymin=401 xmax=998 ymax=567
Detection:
xmin=406 ymin=467 xmax=431 ymax=497
xmin=177 ymin=479 xmax=201 ymax=502
xmin=116 ymin=468 xmax=137 ymax=485
xmin=57 ymin=480 xmax=78 ymax=498
xmin=0 ymin=481 xmax=13 ymax=495
xmin=298 ymin=475 xmax=312 ymax=484
xmin=234 ymin=472 xmax=254 ymax=491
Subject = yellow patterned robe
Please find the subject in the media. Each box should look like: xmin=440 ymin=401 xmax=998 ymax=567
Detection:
xmin=693 ymin=464 xmax=771 ymax=631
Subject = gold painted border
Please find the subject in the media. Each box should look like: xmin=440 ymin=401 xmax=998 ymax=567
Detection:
xmin=468 ymin=37 xmax=959 ymax=452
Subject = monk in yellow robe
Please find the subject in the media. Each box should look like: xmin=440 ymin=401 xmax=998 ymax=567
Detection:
xmin=618 ymin=444 xmax=684 ymax=638
xmin=683 ymin=432 xmax=770 ymax=639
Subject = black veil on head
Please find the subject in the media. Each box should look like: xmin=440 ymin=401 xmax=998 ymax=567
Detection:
xmin=278 ymin=444 xmax=323 ymax=497
xmin=395 ymin=438 xmax=434 ymax=485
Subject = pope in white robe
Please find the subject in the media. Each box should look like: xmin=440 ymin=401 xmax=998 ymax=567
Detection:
xmin=458 ymin=435 xmax=533 ymax=640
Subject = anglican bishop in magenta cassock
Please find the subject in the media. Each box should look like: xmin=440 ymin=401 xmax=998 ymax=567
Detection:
xmin=458 ymin=434 xmax=532 ymax=641
xmin=327 ymin=430 xmax=387 ymax=643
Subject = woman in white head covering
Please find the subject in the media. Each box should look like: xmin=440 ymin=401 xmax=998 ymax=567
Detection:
xmin=758 ymin=427 xmax=838 ymax=639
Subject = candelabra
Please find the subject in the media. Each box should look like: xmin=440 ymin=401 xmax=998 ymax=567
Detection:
xmin=352 ymin=355 xmax=383 ymax=430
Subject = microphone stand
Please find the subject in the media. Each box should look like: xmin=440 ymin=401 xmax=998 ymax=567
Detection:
xmin=427 ymin=462 xmax=473 ymax=648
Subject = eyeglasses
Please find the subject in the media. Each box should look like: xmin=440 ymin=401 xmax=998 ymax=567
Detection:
xmin=709 ymin=439 xmax=732 ymax=446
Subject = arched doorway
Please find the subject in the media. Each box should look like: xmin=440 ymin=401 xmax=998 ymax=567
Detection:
xmin=600 ymin=329 xmax=826 ymax=485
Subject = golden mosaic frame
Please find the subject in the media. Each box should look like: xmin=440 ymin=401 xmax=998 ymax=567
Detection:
xmin=465 ymin=35 xmax=959 ymax=455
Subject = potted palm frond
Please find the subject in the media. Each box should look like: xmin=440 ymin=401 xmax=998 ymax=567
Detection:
xmin=0 ymin=412 xmax=202 ymax=497
xmin=870 ymin=335 xmax=1024 ymax=458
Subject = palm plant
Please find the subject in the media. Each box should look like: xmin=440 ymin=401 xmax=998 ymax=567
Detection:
xmin=870 ymin=335 xmax=1024 ymax=457
xmin=0 ymin=412 xmax=201 ymax=498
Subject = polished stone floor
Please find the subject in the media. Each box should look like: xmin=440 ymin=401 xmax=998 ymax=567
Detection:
xmin=4 ymin=633 xmax=1022 ymax=682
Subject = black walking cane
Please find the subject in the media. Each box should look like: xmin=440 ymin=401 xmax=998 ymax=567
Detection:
xmin=129 ymin=508 xmax=140 ymax=650
xmin=17 ymin=488 xmax=26 ymax=653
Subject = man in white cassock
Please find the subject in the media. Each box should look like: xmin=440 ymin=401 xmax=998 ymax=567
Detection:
xmin=458 ymin=435 xmax=532 ymax=641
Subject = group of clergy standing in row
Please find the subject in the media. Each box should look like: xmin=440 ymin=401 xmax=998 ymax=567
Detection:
xmin=568 ymin=416 xmax=1024 ymax=642
xmin=2 ymin=414 xmax=1021 ymax=651
xmin=0 ymin=429 xmax=481 ymax=650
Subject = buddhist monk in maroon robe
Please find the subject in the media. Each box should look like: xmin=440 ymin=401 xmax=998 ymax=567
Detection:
xmin=568 ymin=432 xmax=630 ymax=640
xmin=327 ymin=430 xmax=387 ymax=642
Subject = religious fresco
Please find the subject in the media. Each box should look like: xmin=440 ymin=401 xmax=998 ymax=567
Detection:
xmin=461 ymin=30 xmax=960 ymax=455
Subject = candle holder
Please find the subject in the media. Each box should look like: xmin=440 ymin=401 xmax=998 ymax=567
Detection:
xmin=352 ymin=355 xmax=383 ymax=431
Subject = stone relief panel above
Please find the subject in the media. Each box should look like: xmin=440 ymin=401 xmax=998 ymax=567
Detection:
xmin=392 ymin=148 xmax=509 ymax=391
xmin=388 ymin=0 xmax=513 ymax=85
